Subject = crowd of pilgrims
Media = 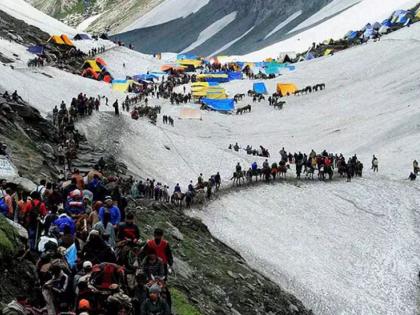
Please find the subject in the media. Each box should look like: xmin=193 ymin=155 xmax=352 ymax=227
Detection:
xmin=0 ymin=166 xmax=175 ymax=315
xmin=52 ymin=94 xmax=102 ymax=172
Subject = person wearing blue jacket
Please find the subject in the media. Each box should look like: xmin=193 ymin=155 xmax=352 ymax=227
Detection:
xmin=98 ymin=196 xmax=121 ymax=227
xmin=52 ymin=211 xmax=76 ymax=236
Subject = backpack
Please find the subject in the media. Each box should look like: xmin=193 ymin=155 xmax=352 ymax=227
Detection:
xmin=0 ymin=198 xmax=9 ymax=215
xmin=26 ymin=201 xmax=41 ymax=226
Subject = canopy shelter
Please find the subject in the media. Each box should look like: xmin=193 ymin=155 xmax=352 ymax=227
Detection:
xmin=133 ymin=73 xmax=159 ymax=81
xmin=61 ymin=34 xmax=74 ymax=46
xmin=82 ymin=60 xmax=102 ymax=73
xmin=112 ymin=79 xmax=130 ymax=92
xmin=197 ymin=73 xmax=229 ymax=83
xmin=27 ymin=45 xmax=45 ymax=55
xmin=48 ymin=35 xmax=65 ymax=45
xmin=74 ymin=33 xmax=91 ymax=40
xmin=276 ymin=83 xmax=298 ymax=96
xmin=201 ymin=98 xmax=234 ymax=112
xmin=176 ymin=59 xmax=202 ymax=69
xmin=253 ymin=82 xmax=268 ymax=94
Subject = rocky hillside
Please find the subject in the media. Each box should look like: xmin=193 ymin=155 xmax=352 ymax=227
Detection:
xmin=25 ymin=0 xmax=163 ymax=33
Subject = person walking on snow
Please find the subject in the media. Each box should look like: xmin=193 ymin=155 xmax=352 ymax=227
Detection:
xmin=372 ymin=155 xmax=379 ymax=172
xmin=113 ymin=100 xmax=119 ymax=116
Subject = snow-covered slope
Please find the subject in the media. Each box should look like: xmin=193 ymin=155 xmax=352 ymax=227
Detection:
xmin=243 ymin=0 xmax=420 ymax=60
xmin=123 ymin=0 xmax=210 ymax=31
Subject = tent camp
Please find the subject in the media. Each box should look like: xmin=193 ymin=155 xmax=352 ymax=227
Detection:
xmin=180 ymin=107 xmax=202 ymax=120
xmin=197 ymin=73 xmax=229 ymax=83
xmin=48 ymin=35 xmax=65 ymax=45
xmin=27 ymin=45 xmax=45 ymax=55
xmin=253 ymin=82 xmax=268 ymax=94
xmin=82 ymin=60 xmax=102 ymax=73
xmin=227 ymin=71 xmax=242 ymax=81
xmin=133 ymin=74 xmax=159 ymax=81
xmin=112 ymin=79 xmax=130 ymax=92
xmin=74 ymin=33 xmax=91 ymax=40
xmin=177 ymin=59 xmax=202 ymax=69
xmin=305 ymin=52 xmax=315 ymax=61
xmin=372 ymin=22 xmax=382 ymax=30
xmin=48 ymin=34 xmax=74 ymax=46
xmin=277 ymin=83 xmax=298 ymax=96
xmin=61 ymin=35 xmax=74 ymax=46
xmin=202 ymin=98 xmax=234 ymax=112
xmin=379 ymin=25 xmax=390 ymax=34
xmin=345 ymin=31 xmax=359 ymax=41
xmin=177 ymin=53 xmax=198 ymax=60
xmin=324 ymin=49 xmax=334 ymax=56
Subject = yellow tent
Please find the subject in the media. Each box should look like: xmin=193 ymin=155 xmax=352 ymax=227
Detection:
xmin=112 ymin=80 xmax=130 ymax=92
xmin=48 ymin=35 xmax=65 ymax=45
xmin=83 ymin=60 xmax=102 ymax=73
xmin=324 ymin=49 xmax=333 ymax=56
xmin=416 ymin=8 xmax=420 ymax=19
xmin=61 ymin=34 xmax=74 ymax=46
xmin=277 ymin=83 xmax=298 ymax=96
xmin=177 ymin=59 xmax=202 ymax=68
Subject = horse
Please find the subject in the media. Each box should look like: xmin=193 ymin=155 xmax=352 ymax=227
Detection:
xmin=171 ymin=192 xmax=185 ymax=207
xmin=305 ymin=167 xmax=315 ymax=179
xmin=231 ymin=171 xmax=246 ymax=185
xmin=278 ymin=164 xmax=289 ymax=178
xmin=355 ymin=162 xmax=363 ymax=177
xmin=273 ymin=101 xmax=285 ymax=110
xmin=247 ymin=90 xmax=255 ymax=97
xmin=304 ymin=86 xmax=312 ymax=94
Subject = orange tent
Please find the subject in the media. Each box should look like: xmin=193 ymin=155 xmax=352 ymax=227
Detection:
xmin=48 ymin=35 xmax=65 ymax=45
xmin=95 ymin=57 xmax=107 ymax=67
xmin=60 ymin=34 xmax=74 ymax=46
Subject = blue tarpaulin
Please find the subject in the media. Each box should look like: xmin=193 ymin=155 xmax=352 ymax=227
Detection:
xmin=253 ymin=82 xmax=268 ymax=94
xmin=347 ymin=31 xmax=358 ymax=40
xmin=205 ymin=77 xmax=229 ymax=83
xmin=382 ymin=19 xmax=393 ymax=27
xmin=208 ymin=82 xmax=219 ymax=86
xmin=65 ymin=243 xmax=77 ymax=268
xmin=227 ymin=71 xmax=242 ymax=80
xmin=133 ymin=73 xmax=159 ymax=81
xmin=202 ymin=98 xmax=234 ymax=111
xmin=27 ymin=45 xmax=45 ymax=55
xmin=305 ymin=52 xmax=315 ymax=60
xmin=177 ymin=53 xmax=198 ymax=60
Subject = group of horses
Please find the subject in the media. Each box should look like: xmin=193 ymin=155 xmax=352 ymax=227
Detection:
xmin=294 ymin=83 xmax=326 ymax=96
xmin=231 ymin=163 xmax=290 ymax=185
xmin=236 ymin=105 xmax=252 ymax=115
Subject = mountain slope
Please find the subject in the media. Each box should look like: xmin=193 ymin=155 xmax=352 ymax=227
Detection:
xmin=25 ymin=0 xmax=163 ymax=33
xmin=113 ymin=0 xmax=419 ymax=57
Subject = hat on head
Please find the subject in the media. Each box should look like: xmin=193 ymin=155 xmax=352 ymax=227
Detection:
xmin=78 ymin=299 xmax=91 ymax=310
xmin=82 ymin=261 xmax=92 ymax=269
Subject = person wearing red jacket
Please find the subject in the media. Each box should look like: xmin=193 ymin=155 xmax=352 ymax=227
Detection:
xmin=141 ymin=228 xmax=173 ymax=278
xmin=24 ymin=191 xmax=48 ymax=250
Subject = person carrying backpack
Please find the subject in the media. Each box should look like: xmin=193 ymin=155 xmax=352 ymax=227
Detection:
xmin=24 ymin=191 xmax=47 ymax=250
